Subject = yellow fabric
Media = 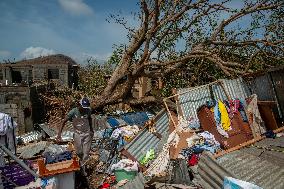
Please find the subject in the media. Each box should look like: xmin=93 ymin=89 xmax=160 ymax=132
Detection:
xmin=218 ymin=100 xmax=231 ymax=131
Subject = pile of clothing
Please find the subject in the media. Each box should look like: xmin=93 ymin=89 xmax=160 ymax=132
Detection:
xmin=179 ymin=131 xmax=220 ymax=166
xmin=111 ymin=125 xmax=140 ymax=142
xmin=0 ymin=113 xmax=17 ymax=155
xmin=206 ymin=98 xmax=248 ymax=138
xmin=111 ymin=159 xmax=139 ymax=172
xmin=177 ymin=116 xmax=200 ymax=131
xmin=42 ymin=144 xmax=72 ymax=164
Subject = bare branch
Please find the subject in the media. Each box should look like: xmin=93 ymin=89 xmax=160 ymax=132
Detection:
xmin=211 ymin=1 xmax=283 ymax=40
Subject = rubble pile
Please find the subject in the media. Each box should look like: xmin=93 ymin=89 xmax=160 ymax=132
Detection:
xmin=0 ymin=78 xmax=284 ymax=189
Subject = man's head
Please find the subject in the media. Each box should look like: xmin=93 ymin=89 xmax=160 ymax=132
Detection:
xmin=78 ymin=97 xmax=90 ymax=112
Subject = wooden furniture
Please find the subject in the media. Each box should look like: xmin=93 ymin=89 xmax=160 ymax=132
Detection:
xmin=257 ymin=101 xmax=279 ymax=130
xmin=197 ymin=105 xmax=253 ymax=149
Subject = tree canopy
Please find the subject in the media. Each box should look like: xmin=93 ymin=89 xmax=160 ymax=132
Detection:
xmin=92 ymin=0 xmax=284 ymax=109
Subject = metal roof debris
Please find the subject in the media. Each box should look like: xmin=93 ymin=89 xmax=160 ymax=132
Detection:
xmin=121 ymin=109 xmax=170 ymax=161
xmin=197 ymin=136 xmax=284 ymax=189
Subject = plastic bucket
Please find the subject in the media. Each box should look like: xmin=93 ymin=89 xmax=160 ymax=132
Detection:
xmin=114 ymin=170 xmax=137 ymax=182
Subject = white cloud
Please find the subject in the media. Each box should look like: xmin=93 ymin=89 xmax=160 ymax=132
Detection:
xmin=0 ymin=50 xmax=11 ymax=58
xmin=20 ymin=46 xmax=56 ymax=59
xmin=58 ymin=0 xmax=94 ymax=15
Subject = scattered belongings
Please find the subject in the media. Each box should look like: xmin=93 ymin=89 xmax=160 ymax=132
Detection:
xmin=1 ymin=76 xmax=284 ymax=188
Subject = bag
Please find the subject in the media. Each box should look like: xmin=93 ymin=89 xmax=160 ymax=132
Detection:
xmin=223 ymin=177 xmax=262 ymax=189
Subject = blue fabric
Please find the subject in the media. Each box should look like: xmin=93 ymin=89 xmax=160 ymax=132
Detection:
xmin=102 ymin=128 xmax=113 ymax=138
xmin=121 ymin=112 xmax=149 ymax=126
xmin=180 ymin=148 xmax=194 ymax=158
xmin=107 ymin=117 xmax=120 ymax=127
xmin=206 ymin=100 xmax=216 ymax=108
xmin=238 ymin=99 xmax=248 ymax=122
xmin=214 ymin=101 xmax=221 ymax=125
xmin=44 ymin=151 xmax=72 ymax=164
xmin=188 ymin=119 xmax=200 ymax=129
xmin=239 ymin=110 xmax=248 ymax=122
xmin=192 ymin=144 xmax=217 ymax=154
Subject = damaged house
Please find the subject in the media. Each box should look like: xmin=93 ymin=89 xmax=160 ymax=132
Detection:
xmin=0 ymin=54 xmax=79 ymax=88
xmin=0 ymin=54 xmax=79 ymax=134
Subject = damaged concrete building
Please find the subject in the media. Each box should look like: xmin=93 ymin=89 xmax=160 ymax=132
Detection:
xmin=0 ymin=54 xmax=79 ymax=134
xmin=0 ymin=54 xmax=79 ymax=87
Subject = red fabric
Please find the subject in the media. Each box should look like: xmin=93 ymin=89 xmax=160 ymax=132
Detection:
xmin=101 ymin=183 xmax=110 ymax=189
xmin=188 ymin=154 xmax=199 ymax=166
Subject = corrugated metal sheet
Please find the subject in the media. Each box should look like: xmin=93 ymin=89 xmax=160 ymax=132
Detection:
xmin=18 ymin=141 xmax=48 ymax=159
xmin=197 ymin=152 xmax=234 ymax=189
xmin=243 ymin=74 xmax=276 ymax=101
xmin=122 ymin=109 xmax=170 ymax=161
xmin=197 ymin=136 xmax=284 ymax=189
xmin=178 ymin=78 xmax=250 ymax=120
xmin=218 ymin=151 xmax=284 ymax=189
xmin=213 ymin=78 xmax=250 ymax=101
xmin=243 ymin=68 xmax=284 ymax=119
xmin=178 ymin=85 xmax=211 ymax=120
xmin=270 ymin=69 xmax=284 ymax=118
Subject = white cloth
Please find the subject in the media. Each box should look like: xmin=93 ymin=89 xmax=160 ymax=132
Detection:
xmin=0 ymin=113 xmax=17 ymax=136
xmin=217 ymin=124 xmax=229 ymax=138
xmin=144 ymin=130 xmax=180 ymax=177
xmin=198 ymin=131 xmax=220 ymax=147
xmin=186 ymin=134 xmax=200 ymax=148
xmin=111 ymin=159 xmax=138 ymax=172
xmin=246 ymin=94 xmax=266 ymax=138
xmin=111 ymin=125 xmax=140 ymax=139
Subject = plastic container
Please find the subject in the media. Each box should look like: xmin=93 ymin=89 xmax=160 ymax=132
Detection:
xmin=37 ymin=157 xmax=80 ymax=177
xmin=114 ymin=170 xmax=137 ymax=182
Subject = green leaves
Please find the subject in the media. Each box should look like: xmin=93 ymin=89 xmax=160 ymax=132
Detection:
xmin=78 ymin=58 xmax=115 ymax=97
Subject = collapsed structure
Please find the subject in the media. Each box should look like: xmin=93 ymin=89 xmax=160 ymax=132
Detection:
xmin=0 ymin=66 xmax=283 ymax=189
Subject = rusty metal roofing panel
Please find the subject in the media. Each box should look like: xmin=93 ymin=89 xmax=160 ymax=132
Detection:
xmin=122 ymin=109 xmax=170 ymax=161
xmin=178 ymin=85 xmax=211 ymax=120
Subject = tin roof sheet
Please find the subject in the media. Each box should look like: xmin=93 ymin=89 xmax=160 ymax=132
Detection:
xmin=122 ymin=109 xmax=170 ymax=161
xmin=177 ymin=78 xmax=251 ymax=120
xmin=197 ymin=136 xmax=284 ymax=189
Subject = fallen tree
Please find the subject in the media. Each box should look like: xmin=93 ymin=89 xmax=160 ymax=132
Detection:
xmin=92 ymin=0 xmax=284 ymax=109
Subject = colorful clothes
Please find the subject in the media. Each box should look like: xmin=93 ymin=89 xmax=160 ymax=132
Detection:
xmin=218 ymin=100 xmax=231 ymax=131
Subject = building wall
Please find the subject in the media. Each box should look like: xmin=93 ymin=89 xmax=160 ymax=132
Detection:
xmin=0 ymin=86 xmax=33 ymax=134
xmin=0 ymin=104 xmax=26 ymax=135
xmin=30 ymin=84 xmax=47 ymax=124
xmin=1 ymin=63 xmax=78 ymax=88
xmin=32 ymin=64 xmax=68 ymax=85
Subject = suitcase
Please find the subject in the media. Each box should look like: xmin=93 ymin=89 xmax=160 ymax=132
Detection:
xmin=197 ymin=105 xmax=253 ymax=149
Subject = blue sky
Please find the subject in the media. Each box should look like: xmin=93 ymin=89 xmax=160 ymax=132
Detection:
xmin=0 ymin=0 xmax=139 ymax=64
xmin=0 ymin=0 xmax=261 ymax=64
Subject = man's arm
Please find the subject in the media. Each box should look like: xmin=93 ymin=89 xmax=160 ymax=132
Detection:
xmin=88 ymin=110 xmax=93 ymax=133
xmin=57 ymin=108 xmax=74 ymax=141
xmin=56 ymin=117 xmax=69 ymax=141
